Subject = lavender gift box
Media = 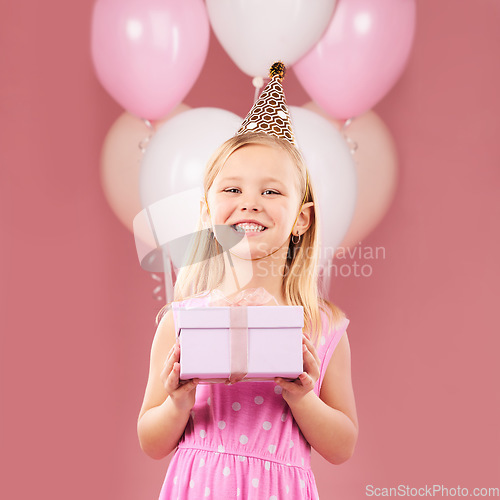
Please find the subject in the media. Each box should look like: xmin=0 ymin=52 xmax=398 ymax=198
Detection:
xmin=174 ymin=305 xmax=304 ymax=382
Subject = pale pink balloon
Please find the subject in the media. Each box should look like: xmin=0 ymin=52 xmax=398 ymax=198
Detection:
xmin=295 ymin=0 xmax=416 ymax=119
xmin=91 ymin=0 xmax=209 ymax=119
xmin=303 ymin=102 xmax=398 ymax=249
xmin=100 ymin=104 xmax=191 ymax=233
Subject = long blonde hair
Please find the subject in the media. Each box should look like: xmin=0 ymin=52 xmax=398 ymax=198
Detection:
xmin=157 ymin=132 xmax=344 ymax=342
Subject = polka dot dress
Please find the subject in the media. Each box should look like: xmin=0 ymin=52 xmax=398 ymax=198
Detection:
xmin=160 ymin=296 xmax=349 ymax=499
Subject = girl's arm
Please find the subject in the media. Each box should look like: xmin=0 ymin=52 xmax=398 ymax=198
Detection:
xmin=137 ymin=310 xmax=198 ymax=460
xmin=275 ymin=333 xmax=358 ymax=465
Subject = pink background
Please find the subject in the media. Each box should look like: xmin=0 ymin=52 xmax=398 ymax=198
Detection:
xmin=2 ymin=0 xmax=499 ymax=498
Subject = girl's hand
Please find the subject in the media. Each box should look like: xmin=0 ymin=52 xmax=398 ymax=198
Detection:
xmin=160 ymin=343 xmax=199 ymax=413
xmin=275 ymin=335 xmax=321 ymax=406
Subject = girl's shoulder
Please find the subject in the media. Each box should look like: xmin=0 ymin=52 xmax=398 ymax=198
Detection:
xmin=314 ymin=300 xmax=350 ymax=394
xmin=318 ymin=298 xmax=350 ymax=342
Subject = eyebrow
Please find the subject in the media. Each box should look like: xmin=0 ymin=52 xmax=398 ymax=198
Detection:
xmin=219 ymin=176 xmax=285 ymax=185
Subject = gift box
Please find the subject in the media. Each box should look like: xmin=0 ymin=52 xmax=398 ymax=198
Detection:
xmin=175 ymin=305 xmax=304 ymax=382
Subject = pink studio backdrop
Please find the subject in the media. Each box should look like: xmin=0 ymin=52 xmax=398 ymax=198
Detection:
xmin=1 ymin=1 xmax=499 ymax=499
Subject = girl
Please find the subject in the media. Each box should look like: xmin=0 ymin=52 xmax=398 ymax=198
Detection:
xmin=137 ymin=131 xmax=359 ymax=499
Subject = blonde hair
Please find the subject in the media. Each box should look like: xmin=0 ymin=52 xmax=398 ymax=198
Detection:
xmin=156 ymin=132 xmax=344 ymax=343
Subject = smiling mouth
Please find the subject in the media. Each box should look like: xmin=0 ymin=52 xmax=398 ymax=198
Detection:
xmin=231 ymin=223 xmax=267 ymax=233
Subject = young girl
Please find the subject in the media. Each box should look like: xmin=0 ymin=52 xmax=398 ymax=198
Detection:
xmin=137 ymin=131 xmax=358 ymax=499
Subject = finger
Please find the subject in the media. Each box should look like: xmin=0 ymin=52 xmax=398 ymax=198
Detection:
xmin=303 ymin=347 xmax=321 ymax=374
xmin=164 ymin=342 xmax=182 ymax=371
xmin=275 ymin=373 xmax=316 ymax=394
xmin=161 ymin=350 xmax=177 ymax=382
xmin=170 ymin=343 xmax=181 ymax=362
xmin=165 ymin=362 xmax=181 ymax=392
xmin=302 ymin=342 xmax=317 ymax=364
xmin=162 ymin=344 xmax=177 ymax=369
xmin=164 ymin=368 xmax=178 ymax=393
xmin=166 ymin=342 xmax=181 ymax=362
xmin=302 ymin=344 xmax=320 ymax=377
xmin=274 ymin=377 xmax=300 ymax=393
xmin=302 ymin=336 xmax=321 ymax=366
xmin=275 ymin=376 xmax=313 ymax=393
xmin=298 ymin=372 xmax=315 ymax=391
xmin=168 ymin=344 xmax=181 ymax=363
xmin=178 ymin=378 xmax=199 ymax=393
xmin=302 ymin=330 xmax=312 ymax=341
xmin=302 ymin=334 xmax=313 ymax=347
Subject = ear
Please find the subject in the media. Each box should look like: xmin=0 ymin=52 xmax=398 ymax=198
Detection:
xmin=295 ymin=202 xmax=314 ymax=236
xmin=200 ymin=197 xmax=210 ymax=227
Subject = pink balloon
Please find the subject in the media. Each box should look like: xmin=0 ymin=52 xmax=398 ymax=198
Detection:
xmin=100 ymin=104 xmax=190 ymax=233
xmin=91 ymin=0 xmax=209 ymax=120
xmin=303 ymin=102 xmax=398 ymax=249
xmin=295 ymin=0 xmax=416 ymax=119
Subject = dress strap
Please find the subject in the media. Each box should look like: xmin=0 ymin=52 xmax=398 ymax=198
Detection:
xmin=315 ymin=315 xmax=350 ymax=395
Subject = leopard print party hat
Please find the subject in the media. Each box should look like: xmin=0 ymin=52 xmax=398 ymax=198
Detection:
xmin=236 ymin=62 xmax=296 ymax=146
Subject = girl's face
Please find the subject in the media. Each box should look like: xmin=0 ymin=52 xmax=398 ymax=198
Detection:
xmin=205 ymin=143 xmax=307 ymax=260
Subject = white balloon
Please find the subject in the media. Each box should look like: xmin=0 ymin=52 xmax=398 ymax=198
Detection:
xmin=140 ymin=107 xmax=242 ymax=208
xmin=206 ymin=0 xmax=337 ymax=78
xmin=290 ymin=106 xmax=357 ymax=268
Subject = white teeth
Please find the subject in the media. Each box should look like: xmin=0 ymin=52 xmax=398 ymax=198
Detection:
xmin=234 ymin=223 xmax=266 ymax=232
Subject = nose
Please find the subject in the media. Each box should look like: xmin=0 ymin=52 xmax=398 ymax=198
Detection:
xmin=240 ymin=193 xmax=261 ymax=212
xmin=240 ymin=189 xmax=262 ymax=212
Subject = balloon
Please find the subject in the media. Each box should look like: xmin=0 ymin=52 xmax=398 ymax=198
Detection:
xmin=91 ymin=0 xmax=209 ymax=119
xmin=139 ymin=108 xmax=243 ymax=208
xmin=303 ymin=102 xmax=398 ymax=249
xmin=100 ymin=104 xmax=190 ymax=233
xmin=289 ymin=107 xmax=357 ymax=269
xmin=294 ymin=0 xmax=416 ymax=119
xmin=206 ymin=0 xmax=337 ymax=78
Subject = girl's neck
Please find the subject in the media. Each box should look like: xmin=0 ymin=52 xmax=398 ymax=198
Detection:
xmin=218 ymin=247 xmax=288 ymax=305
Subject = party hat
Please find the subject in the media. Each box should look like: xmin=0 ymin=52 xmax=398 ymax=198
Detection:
xmin=236 ymin=62 xmax=296 ymax=146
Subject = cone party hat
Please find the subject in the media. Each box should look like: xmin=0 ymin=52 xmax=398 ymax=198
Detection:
xmin=236 ymin=62 xmax=296 ymax=146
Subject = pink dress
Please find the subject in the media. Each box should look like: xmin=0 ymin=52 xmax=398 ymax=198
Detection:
xmin=159 ymin=295 xmax=349 ymax=500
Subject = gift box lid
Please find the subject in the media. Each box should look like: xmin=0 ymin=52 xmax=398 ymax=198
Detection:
xmin=175 ymin=305 xmax=303 ymax=335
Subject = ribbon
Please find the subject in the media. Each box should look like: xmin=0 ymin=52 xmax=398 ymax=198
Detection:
xmin=210 ymin=288 xmax=278 ymax=383
xmin=229 ymin=306 xmax=248 ymax=383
